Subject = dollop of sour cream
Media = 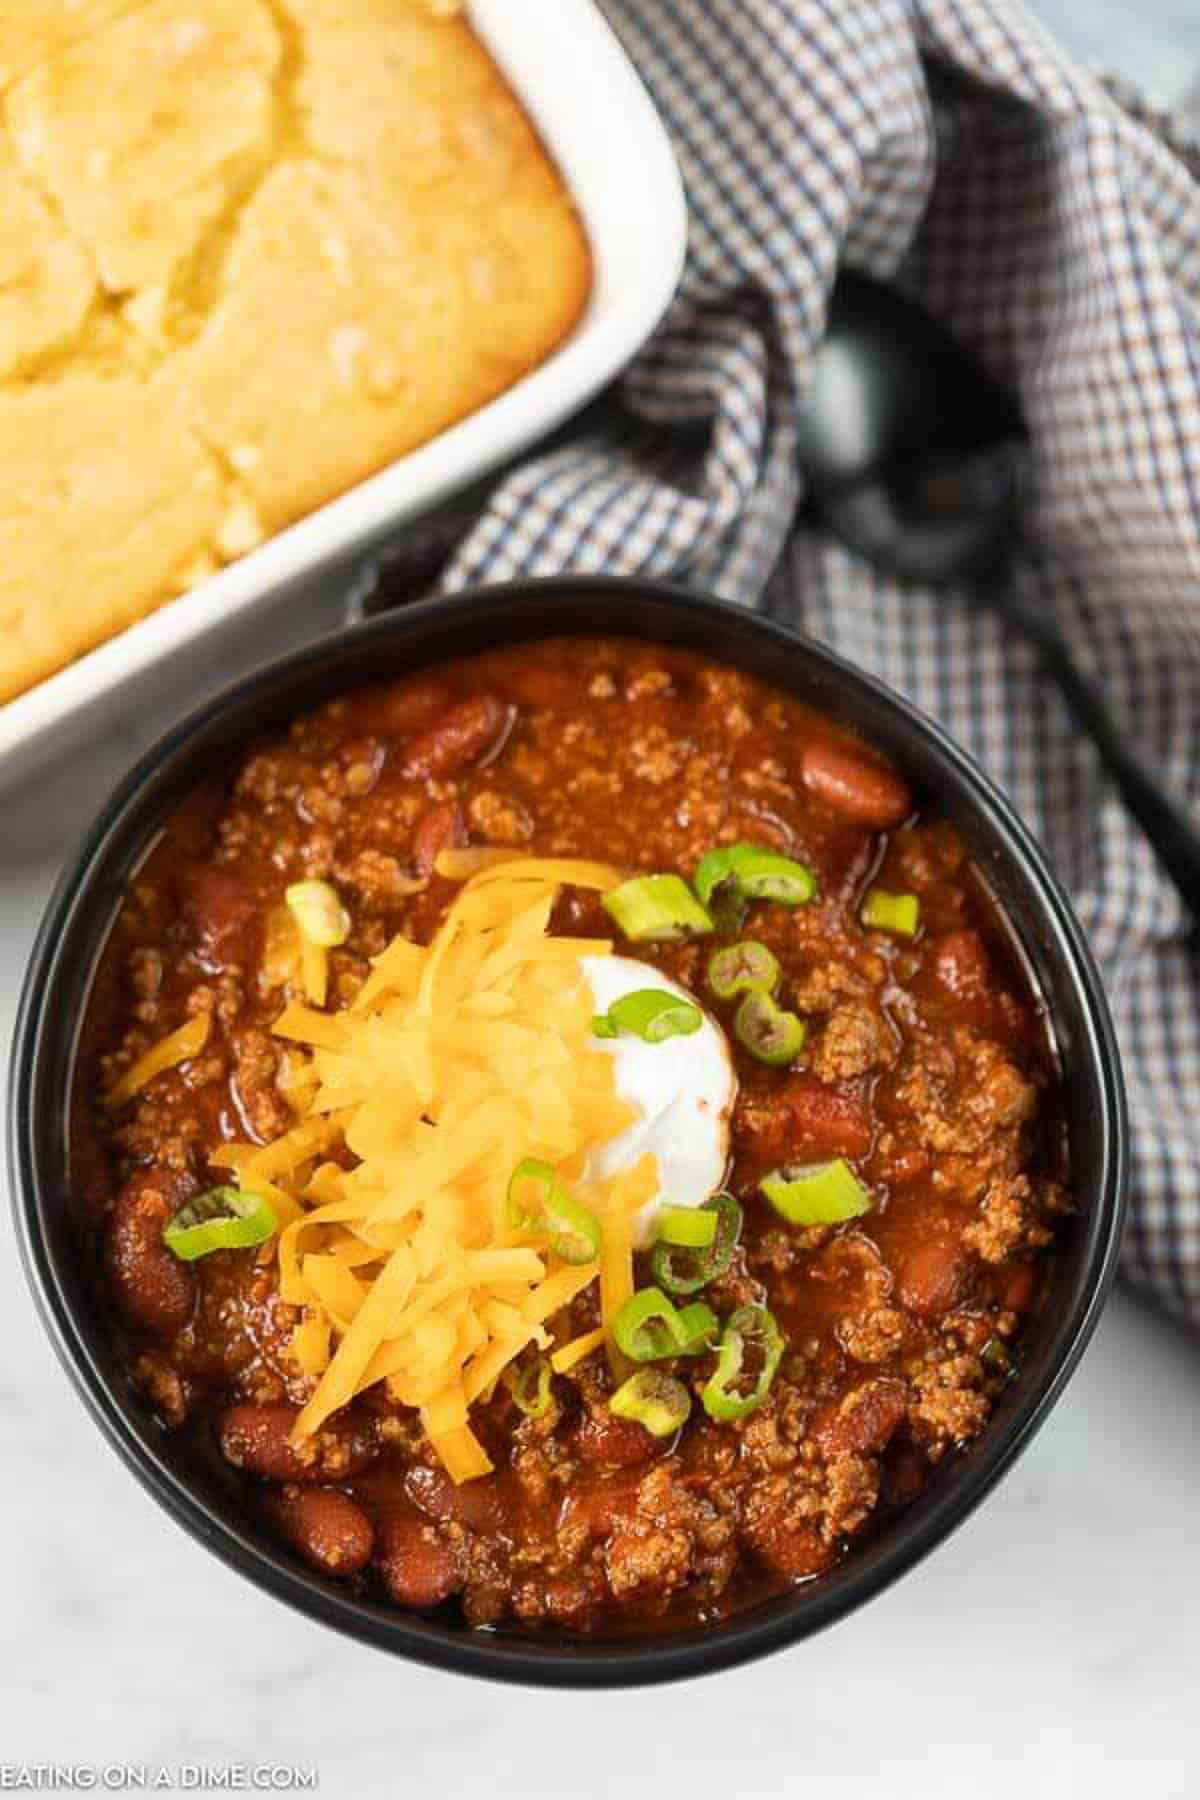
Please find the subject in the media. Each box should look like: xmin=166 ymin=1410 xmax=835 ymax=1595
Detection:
xmin=581 ymin=954 xmax=736 ymax=1246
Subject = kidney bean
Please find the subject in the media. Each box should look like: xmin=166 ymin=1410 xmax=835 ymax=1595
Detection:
xmin=558 ymin=1474 xmax=641 ymax=1542
xmin=895 ymin=1234 xmax=967 ymax=1318
xmin=540 ymin=1570 xmax=608 ymax=1631
xmin=176 ymin=865 xmax=259 ymax=971
xmin=501 ymin=664 xmax=579 ymax=711
xmin=218 ymin=1402 xmax=378 ymax=1484
xmin=575 ymin=1407 xmax=660 ymax=1469
xmin=799 ymin=741 xmax=912 ymax=828
xmin=734 ymin=1074 xmax=873 ymax=1170
xmin=995 ymin=1260 xmax=1036 ymax=1313
xmin=814 ymin=1377 xmax=908 ymax=1459
xmin=269 ymin=1486 xmax=374 ymax=1578
xmin=728 ymin=799 xmax=796 ymax=852
xmin=552 ymin=885 xmax=611 ymax=937
xmin=376 ymin=1508 xmax=461 ymax=1609
xmin=930 ymin=929 xmax=992 ymax=1002
xmin=823 ymin=825 xmax=876 ymax=898
xmin=106 ymin=1168 xmax=196 ymax=1338
xmin=404 ymin=1460 xmax=505 ymax=1532
xmin=411 ymin=800 xmax=467 ymax=876
xmin=400 ymin=695 xmax=512 ymax=781
xmin=871 ymin=1142 xmax=931 ymax=1185
xmin=741 ymin=1511 xmax=831 ymax=1581
xmin=362 ymin=678 xmax=452 ymax=738
xmin=781 ymin=1074 xmax=873 ymax=1161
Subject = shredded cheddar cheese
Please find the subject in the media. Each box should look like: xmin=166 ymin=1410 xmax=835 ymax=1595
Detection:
xmin=551 ymin=1327 xmax=607 ymax=1375
xmin=285 ymin=880 xmax=350 ymax=1006
xmin=103 ymin=1012 xmax=210 ymax=1110
xmin=433 ymin=846 xmax=514 ymax=880
xmin=300 ymin=938 xmax=329 ymax=1007
xmin=248 ymin=857 xmax=660 ymax=1481
xmin=261 ymin=903 xmax=303 ymax=992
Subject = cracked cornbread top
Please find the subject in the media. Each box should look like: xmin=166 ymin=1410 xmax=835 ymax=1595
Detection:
xmin=0 ymin=0 xmax=591 ymax=703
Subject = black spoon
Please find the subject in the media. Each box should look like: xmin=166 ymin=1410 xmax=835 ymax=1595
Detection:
xmin=796 ymin=271 xmax=1200 ymax=920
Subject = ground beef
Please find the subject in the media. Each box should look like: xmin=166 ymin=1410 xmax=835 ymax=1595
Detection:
xmin=342 ymin=847 xmax=426 ymax=904
xmin=808 ymin=1000 xmax=897 ymax=1082
xmin=889 ymin=1028 xmax=1035 ymax=1158
xmin=907 ymin=1351 xmax=990 ymax=1457
xmin=604 ymin=1466 xmax=728 ymax=1600
xmin=468 ymin=788 xmax=534 ymax=842
xmin=964 ymin=1173 xmax=1055 ymax=1263
xmin=839 ymin=1305 xmax=907 ymax=1364
xmin=230 ymin=1027 xmax=291 ymax=1142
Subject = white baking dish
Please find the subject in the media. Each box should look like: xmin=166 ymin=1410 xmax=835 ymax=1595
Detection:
xmin=0 ymin=0 xmax=686 ymax=787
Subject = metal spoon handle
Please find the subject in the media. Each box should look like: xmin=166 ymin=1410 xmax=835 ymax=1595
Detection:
xmin=1004 ymin=588 xmax=1200 ymax=919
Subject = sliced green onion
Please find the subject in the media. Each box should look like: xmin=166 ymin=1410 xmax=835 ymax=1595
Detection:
xmin=505 ymin=1355 xmax=554 ymax=1419
xmin=701 ymin=1305 xmax=783 ymax=1422
xmin=162 ymin=1186 xmax=277 ymax=1262
xmin=611 ymin=1287 xmax=719 ymax=1362
xmin=602 ymin=874 xmax=713 ymax=942
xmin=693 ymin=847 xmax=738 ymax=908
xmin=609 ymin=1370 xmax=691 ymax=1438
xmin=613 ymin=1288 xmax=674 ymax=1361
xmin=727 ymin=846 xmax=817 ymax=905
xmin=673 ymin=1303 xmax=720 ymax=1354
xmin=695 ymin=843 xmax=817 ymax=914
xmin=707 ymin=940 xmax=781 ymax=1001
xmin=590 ymin=988 xmax=703 ymax=1044
xmin=734 ymin=989 xmax=807 ymax=1065
xmin=285 ymin=879 xmax=350 ymax=948
xmin=861 ymin=888 xmax=921 ymax=938
xmin=760 ymin=1158 xmax=873 ymax=1225
xmin=656 ymin=1205 xmax=719 ymax=1249
xmin=507 ymin=1158 xmax=602 ymax=1265
xmin=651 ymin=1192 xmax=742 ymax=1296
xmin=692 ymin=850 xmax=747 ymax=932
xmin=980 ymin=1337 xmax=1012 ymax=1374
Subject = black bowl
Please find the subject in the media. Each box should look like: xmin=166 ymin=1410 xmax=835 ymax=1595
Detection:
xmin=9 ymin=578 xmax=1128 ymax=1686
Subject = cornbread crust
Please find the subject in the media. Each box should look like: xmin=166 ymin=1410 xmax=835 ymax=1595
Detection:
xmin=7 ymin=0 xmax=282 ymax=299
xmin=0 ymin=3 xmax=143 ymax=92
xmin=0 ymin=0 xmax=591 ymax=704
xmin=0 ymin=377 xmax=224 ymax=703
xmin=0 ymin=146 xmax=95 ymax=379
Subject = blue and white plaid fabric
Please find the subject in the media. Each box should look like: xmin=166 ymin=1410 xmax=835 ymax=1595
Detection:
xmin=413 ymin=0 xmax=1200 ymax=1326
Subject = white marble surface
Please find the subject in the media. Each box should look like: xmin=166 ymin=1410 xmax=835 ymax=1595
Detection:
xmin=3 ymin=1 xmax=1200 ymax=1791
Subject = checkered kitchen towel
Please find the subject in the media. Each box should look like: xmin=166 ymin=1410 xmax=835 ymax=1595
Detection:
xmin=404 ymin=1 xmax=1200 ymax=1325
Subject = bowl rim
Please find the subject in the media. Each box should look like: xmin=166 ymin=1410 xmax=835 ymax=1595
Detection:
xmin=9 ymin=576 xmax=1129 ymax=1687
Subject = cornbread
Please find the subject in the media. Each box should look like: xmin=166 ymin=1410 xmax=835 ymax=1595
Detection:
xmin=0 ymin=0 xmax=591 ymax=703
xmin=0 ymin=3 xmax=141 ymax=92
